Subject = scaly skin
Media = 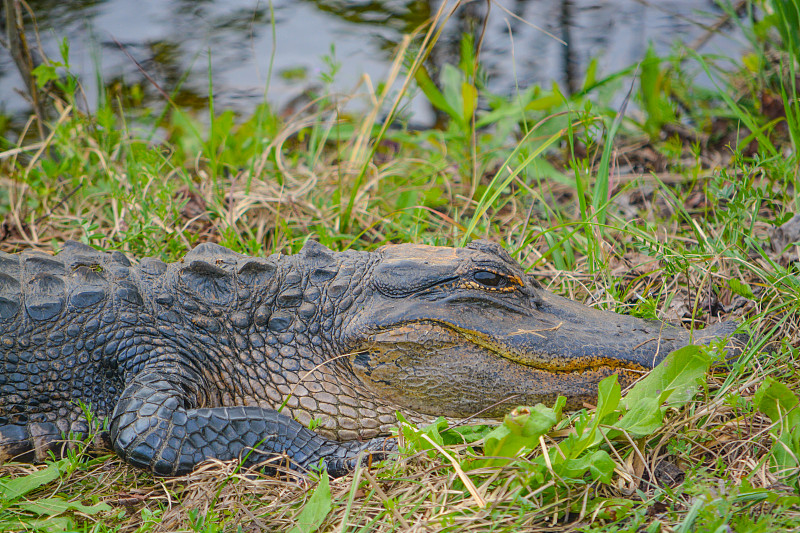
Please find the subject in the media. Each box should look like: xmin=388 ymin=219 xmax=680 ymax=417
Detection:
xmin=0 ymin=240 xmax=742 ymax=476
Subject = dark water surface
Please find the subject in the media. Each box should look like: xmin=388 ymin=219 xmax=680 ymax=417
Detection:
xmin=1 ymin=0 xmax=746 ymax=126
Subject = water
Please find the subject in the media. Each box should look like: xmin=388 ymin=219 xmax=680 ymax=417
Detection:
xmin=0 ymin=0 xmax=747 ymax=127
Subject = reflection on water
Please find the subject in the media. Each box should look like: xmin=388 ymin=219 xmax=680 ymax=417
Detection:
xmin=0 ymin=0 xmax=744 ymax=126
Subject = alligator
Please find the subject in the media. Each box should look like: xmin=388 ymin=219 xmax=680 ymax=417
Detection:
xmin=0 ymin=240 xmax=741 ymax=477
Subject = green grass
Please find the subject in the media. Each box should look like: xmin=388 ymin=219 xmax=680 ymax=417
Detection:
xmin=2 ymin=1 xmax=800 ymax=531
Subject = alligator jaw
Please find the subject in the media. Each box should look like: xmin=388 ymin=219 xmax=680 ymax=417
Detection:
xmin=351 ymin=322 xmax=655 ymax=417
xmin=349 ymin=286 xmax=742 ymax=417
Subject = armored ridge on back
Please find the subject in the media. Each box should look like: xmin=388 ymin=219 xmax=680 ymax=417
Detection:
xmin=0 ymin=240 xmax=741 ymax=476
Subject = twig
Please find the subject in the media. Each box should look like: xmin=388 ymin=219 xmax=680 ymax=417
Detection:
xmin=689 ymin=1 xmax=748 ymax=51
xmin=419 ymin=432 xmax=486 ymax=508
xmin=3 ymin=0 xmax=47 ymax=137
xmin=33 ymin=182 xmax=83 ymax=225
xmin=361 ymin=467 xmax=412 ymax=528
xmin=109 ymin=34 xmax=173 ymax=104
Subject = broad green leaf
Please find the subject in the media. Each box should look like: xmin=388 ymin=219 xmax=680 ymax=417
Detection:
xmin=582 ymin=58 xmax=598 ymax=92
xmin=0 ymin=517 xmax=74 ymax=533
xmin=458 ymin=33 xmax=476 ymax=77
xmin=587 ymin=450 xmax=617 ymax=483
xmin=754 ymin=378 xmax=800 ymax=432
xmin=32 ymin=64 xmax=59 ymax=87
xmin=728 ymin=278 xmax=755 ymax=299
xmin=399 ymin=415 xmax=448 ymax=457
xmin=524 ymin=93 xmax=563 ymax=111
xmin=596 ymin=374 xmax=623 ymax=419
xmin=441 ymin=64 xmax=465 ymax=124
xmin=524 ymin=82 xmax=564 ymax=111
xmin=288 ymin=471 xmax=332 ymax=533
xmin=413 ymin=66 xmax=459 ymax=121
xmin=640 ymin=43 xmax=663 ymax=135
xmin=741 ymin=52 xmax=761 ymax=73
xmin=616 ymin=396 xmax=663 ymax=437
xmin=441 ymin=424 xmax=492 ymax=445
xmin=481 ymin=399 xmax=564 ymax=466
xmin=16 ymin=497 xmax=112 ymax=517
xmin=560 ymin=450 xmax=617 ymax=483
xmin=461 ymin=82 xmax=477 ymax=124
xmin=0 ymin=461 xmax=64 ymax=501
xmin=772 ymin=431 xmax=800 ymax=479
xmin=573 ymin=375 xmax=621 ymax=453
xmin=754 ymin=378 xmax=800 ymax=482
xmin=622 ymin=345 xmax=711 ymax=410
xmin=420 ymin=417 xmax=447 ymax=446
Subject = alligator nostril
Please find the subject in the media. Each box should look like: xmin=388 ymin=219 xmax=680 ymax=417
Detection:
xmin=525 ymin=286 xmax=544 ymax=308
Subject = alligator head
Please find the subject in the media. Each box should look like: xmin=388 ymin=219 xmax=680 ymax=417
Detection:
xmin=339 ymin=240 xmax=741 ymax=418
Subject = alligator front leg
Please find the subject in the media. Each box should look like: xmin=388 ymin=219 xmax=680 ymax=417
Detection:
xmin=110 ymin=371 xmax=393 ymax=476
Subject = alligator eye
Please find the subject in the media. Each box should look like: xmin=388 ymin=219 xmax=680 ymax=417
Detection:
xmin=473 ymin=270 xmax=507 ymax=288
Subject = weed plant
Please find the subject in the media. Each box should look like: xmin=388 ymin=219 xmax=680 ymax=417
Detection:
xmin=1 ymin=1 xmax=800 ymax=531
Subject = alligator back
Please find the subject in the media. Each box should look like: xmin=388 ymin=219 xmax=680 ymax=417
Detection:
xmin=0 ymin=241 xmax=135 ymax=461
xmin=1 ymin=240 xmax=392 ymax=476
